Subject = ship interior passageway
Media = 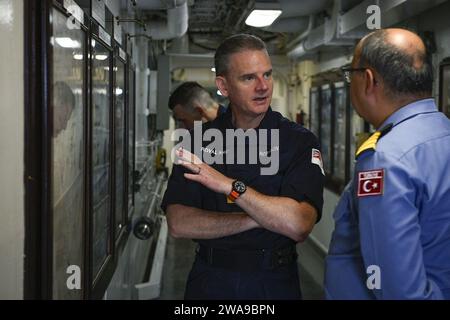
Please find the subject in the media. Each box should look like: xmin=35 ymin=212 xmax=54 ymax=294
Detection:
xmin=1 ymin=0 xmax=450 ymax=301
xmin=160 ymin=238 xmax=324 ymax=300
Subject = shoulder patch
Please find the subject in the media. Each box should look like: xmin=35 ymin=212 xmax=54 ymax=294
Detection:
xmin=357 ymin=169 xmax=384 ymax=197
xmin=355 ymin=131 xmax=380 ymax=159
xmin=311 ymin=148 xmax=325 ymax=176
xmin=355 ymin=123 xmax=393 ymax=159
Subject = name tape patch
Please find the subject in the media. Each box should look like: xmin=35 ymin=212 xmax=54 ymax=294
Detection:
xmin=357 ymin=169 xmax=384 ymax=197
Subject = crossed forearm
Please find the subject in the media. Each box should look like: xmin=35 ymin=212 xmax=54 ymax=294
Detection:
xmin=235 ymin=187 xmax=317 ymax=242
xmin=166 ymin=204 xmax=260 ymax=239
xmin=172 ymin=148 xmax=316 ymax=242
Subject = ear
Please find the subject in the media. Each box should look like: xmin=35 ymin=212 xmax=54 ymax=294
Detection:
xmin=364 ymin=68 xmax=377 ymax=94
xmin=215 ymin=76 xmax=229 ymax=97
xmin=194 ymin=105 xmax=207 ymax=118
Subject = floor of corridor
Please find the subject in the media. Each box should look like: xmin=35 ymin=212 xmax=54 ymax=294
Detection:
xmin=160 ymin=236 xmax=324 ymax=300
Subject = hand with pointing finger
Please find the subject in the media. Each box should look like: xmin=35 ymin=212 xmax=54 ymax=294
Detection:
xmin=176 ymin=147 xmax=234 ymax=195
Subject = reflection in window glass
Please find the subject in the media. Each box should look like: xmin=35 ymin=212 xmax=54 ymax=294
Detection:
xmin=115 ymin=58 xmax=125 ymax=235
xmin=320 ymin=86 xmax=332 ymax=173
xmin=349 ymin=106 xmax=365 ymax=178
xmin=51 ymin=8 xmax=85 ymax=299
xmin=333 ymin=84 xmax=346 ymax=181
xmin=309 ymin=88 xmax=320 ymax=137
xmin=92 ymin=41 xmax=112 ymax=278
xmin=128 ymin=69 xmax=135 ymax=210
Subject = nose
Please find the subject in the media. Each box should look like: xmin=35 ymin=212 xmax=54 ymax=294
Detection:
xmin=255 ymin=76 xmax=269 ymax=91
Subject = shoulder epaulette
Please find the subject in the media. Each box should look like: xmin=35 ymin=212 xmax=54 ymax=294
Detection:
xmin=355 ymin=123 xmax=393 ymax=159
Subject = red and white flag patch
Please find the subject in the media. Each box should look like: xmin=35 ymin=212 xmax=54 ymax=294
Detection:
xmin=311 ymin=148 xmax=325 ymax=176
xmin=357 ymin=169 xmax=384 ymax=197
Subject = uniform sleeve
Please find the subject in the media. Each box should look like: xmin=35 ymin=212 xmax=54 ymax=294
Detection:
xmin=357 ymin=152 xmax=444 ymax=299
xmin=279 ymin=134 xmax=324 ymax=222
xmin=325 ymin=183 xmax=375 ymax=299
xmin=160 ymin=162 xmax=203 ymax=213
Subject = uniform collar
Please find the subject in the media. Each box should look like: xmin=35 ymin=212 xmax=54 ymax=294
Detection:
xmin=222 ymin=105 xmax=278 ymax=130
xmin=379 ymin=98 xmax=438 ymax=130
xmin=217 ymin=104 xmax=227 ymax=116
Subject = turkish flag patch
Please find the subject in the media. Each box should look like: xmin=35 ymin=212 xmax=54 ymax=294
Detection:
xmin=357 ymin=169 xmax=384 ymax=197
xmin=311 ymin=148 xmax=325 ymax=176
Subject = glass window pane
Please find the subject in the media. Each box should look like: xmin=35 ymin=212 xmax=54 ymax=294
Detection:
xmin=333 ymin=84 xmax=346 ymax=181
xmin=128 ymin=69 xmax=135 ymax=210
xmin=115 ymin=58 xmax=125 ymax=235
xmin=51 ymin=8 xmax=85 ymax=299
xmin=349 ymin=106 xmax=365 ymax=178
xmin=92 ymin=41 xmax=112 ymax=278
xmin=309 ymin=88 xmax=320 ymax=137
xmin=320 ymin=85 xmax=332 ymax=173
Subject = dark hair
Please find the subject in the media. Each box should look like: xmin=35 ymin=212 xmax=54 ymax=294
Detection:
xmin=168 ymin=81 xmax=216 ymax=112
xmin=214 ymin=34 xmax=268 ymax=76
xmin=358 ymin=29 xmax=433 ymax=98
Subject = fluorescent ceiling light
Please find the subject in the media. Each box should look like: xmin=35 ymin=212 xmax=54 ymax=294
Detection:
xmin=245 ymin=9 xmax=282 ymax=27
xmin=93 ymin=88 xmax=107 ymax=95
xmin=73 ymin=54 xmax=83 ymax=60
xmin=211 ymin=67 xmax=216 ymax=72
xmin=55 ymin=37 xmax=81 ymax=48
xmin=103 ymin=67 xmax=118 ymax=71
xmin=95 ymin=54 xmax=108 ymax=61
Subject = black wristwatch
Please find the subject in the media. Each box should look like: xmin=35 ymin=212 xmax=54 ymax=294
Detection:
xmin=227 ymin=180 xmax=247 ymax=202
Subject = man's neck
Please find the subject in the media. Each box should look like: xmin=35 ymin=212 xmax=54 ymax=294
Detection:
xmin=374 ymin=95 xmax=431 ymax=129
xmin=213 ymin=103 xmax=221 ymax=119
xmin=231 ymin=107 xmax=266 ymax=130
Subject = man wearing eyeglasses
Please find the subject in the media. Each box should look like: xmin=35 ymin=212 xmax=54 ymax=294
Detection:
xmin=325 ymin=28 xmax=450 ymax=299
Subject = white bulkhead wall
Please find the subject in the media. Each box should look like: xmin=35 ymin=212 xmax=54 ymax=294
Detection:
xmin=0 ymin=0 xmax=25 ymax=299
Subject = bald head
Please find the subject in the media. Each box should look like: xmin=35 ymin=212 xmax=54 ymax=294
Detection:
xmin=384 ymin=28 xmax=426 ymax=69
xmin=354 ymin=28 xmax=433 ymax=99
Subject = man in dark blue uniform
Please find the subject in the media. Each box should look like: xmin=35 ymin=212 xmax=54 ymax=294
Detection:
xmin=325 ymin=28 xmax=450 ymax=299
xmin=168 ymin=81 xmax=226 ymax=130
xmin=161 ymin=34 xmax=324 ymax=299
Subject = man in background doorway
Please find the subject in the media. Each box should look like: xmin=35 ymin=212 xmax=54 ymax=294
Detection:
xmin=168 ymin=81 xmax=226 ymax=129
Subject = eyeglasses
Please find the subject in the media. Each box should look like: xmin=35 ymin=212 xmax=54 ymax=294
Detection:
xmin=341 ymin=67 xmax=367 ymax=84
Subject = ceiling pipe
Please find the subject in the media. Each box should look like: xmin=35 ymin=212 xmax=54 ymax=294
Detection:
xmin=278 ymin=0 xmax=330 ymax=18
xmin=264 ymin=16 xmax=310 ymax=33
xmin=232 ymin=0 xmax=255 ymax=33
xmin=117 ymin=17 xmax=147 ymax=31
xmin=287 ymin=0 xmax=355 ymax=60
xmin=145 ymin=0 xmax=189 ymax=40
xmin=286 ymin=15 xmax=315 ymax=50
xmin=132 ymin=0 xmax=186 ymax=10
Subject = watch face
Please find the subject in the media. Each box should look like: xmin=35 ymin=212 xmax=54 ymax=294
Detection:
xmin=234 ymin=181 xmax=246 ymax=193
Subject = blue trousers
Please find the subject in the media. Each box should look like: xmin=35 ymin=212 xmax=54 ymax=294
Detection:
xmin=184 ymin=256 xmax=302 ymax=300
